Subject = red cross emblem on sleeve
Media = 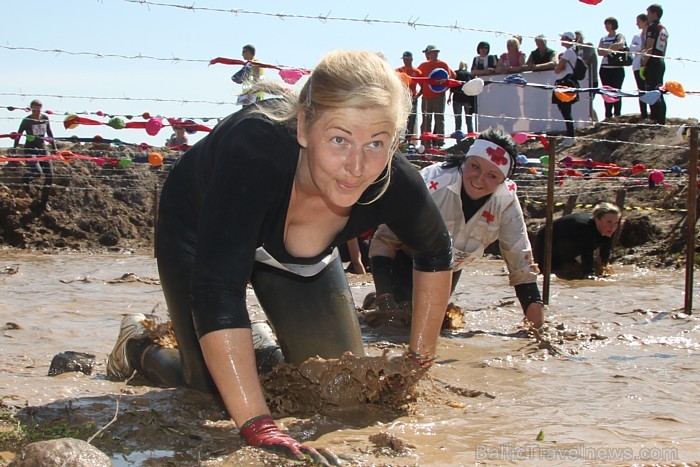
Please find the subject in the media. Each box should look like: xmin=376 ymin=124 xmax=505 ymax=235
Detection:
xmin=429 ymin=180 xmax=439 ymax=190
xmin=482 ymin=210 xmax=495 ymax=223
xmin=486 ymin=146 xmax=508 ymax=166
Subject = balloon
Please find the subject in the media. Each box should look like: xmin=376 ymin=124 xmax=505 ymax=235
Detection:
xmin=649 ymin=170 xmax=665 ymax=184
xmin=145 ymin=117 xmax=163 ymax=136
xmin=462 ymin=78 xmax=485 ymax=96
xmin=183 ymin=119 xmax=198 ymax=135
xmin=7 ymin=106 xmax=15 ymax=111
xmin=96 ymin=110 xmax=105 ymax=117
xmin=148 ymin=152 xmax=164 ymax=167
xmin=279 ymin=67 xmax=305 ymax=84
xmin=142 ymin=112 xmax=151 ymax=120
xmin=513 ymin=132 xmax=528 ymax=144
xmin=63 ymin=115 xmax=80 ymax=130
xmin=639 ymin=90 xmax=662 ymax=105
xmin=107 ymin=117 xmax=126 ymax=130
xmin=450 ymin=130 xmax=466 ymax=142
xmin=428 ymin=68 xmax=449 ymax=93
xmin=663 ymin=81 xmax=685 ymax=98
xmin=580 ymin=0 xmax=603 ymax=4
xmin=540 ymin=155 xmax=549 ymax=165
xmin=560 ymin=156 xmax=574 ymax=168
xmin=119 ymin=158 xmax=133 ymax=168
xmin=516 ymin=154 xmax=529 ymax=166
xmin=554 ymin=89 xmax=577 ymax=102
xmin=600 ymin=85 xmax=620 ymax=103
xmin=504 ymin=74 xmax=527 ymax=85
xmin=416 ymin=145 xmax=425 ymax=154
xmin=631 ymin=163 xmax=647 ymax=174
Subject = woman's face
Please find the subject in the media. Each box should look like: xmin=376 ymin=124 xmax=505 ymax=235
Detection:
xmin=636 ymin=17 xmax=647 ymax=29
xmin=479 ymin=45 xmax=489 ymax=57
xmin=595 ymin=213 xmax=620 ymax=237
xmin=604 ymin=21 xmax=615 ymax=33
xmin=462 ymin=156 xmax=505 ymax=200
xmin=297 ymin=107 xmax=395 ymax=209
xmin=507 ymin=41 xmax=519 ymax=53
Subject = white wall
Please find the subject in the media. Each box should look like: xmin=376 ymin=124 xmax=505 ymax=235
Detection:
xmin=475 ymin=70 xmax=594 ymax=134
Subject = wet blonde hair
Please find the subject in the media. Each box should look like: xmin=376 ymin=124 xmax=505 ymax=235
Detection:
xmin=252 ymin=50 xmax=411 ymax=203
xmin=593 ymin=202 xmax=621 ymax=219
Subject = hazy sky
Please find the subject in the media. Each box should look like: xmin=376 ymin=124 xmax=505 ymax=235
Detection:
xmin=1 ymin=0 xmax=694 ymax=148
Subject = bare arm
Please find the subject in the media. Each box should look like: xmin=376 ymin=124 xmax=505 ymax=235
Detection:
xmin=409 ymin=269 xmax=452 ymax=358
xmin=346 ymin=238 xmax=366 ymax=274
xmin=199 ymin=328 xmax=270 ymax=427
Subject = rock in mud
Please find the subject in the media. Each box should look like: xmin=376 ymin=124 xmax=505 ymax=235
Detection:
xmin=48 ymin=351 xmax=96 ymax=376
xmin=9 ymin=437 xmax=110 ymax=466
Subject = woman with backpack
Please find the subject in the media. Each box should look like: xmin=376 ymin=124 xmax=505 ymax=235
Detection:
xmin=552 ymin=31 xmax=580 ymax=149
xmin=598 ymin=17 xmax=628 ymax=119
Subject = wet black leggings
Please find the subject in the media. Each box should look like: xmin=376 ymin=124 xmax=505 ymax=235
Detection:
xmin=132 ymin=244 xmax=363 ymax=394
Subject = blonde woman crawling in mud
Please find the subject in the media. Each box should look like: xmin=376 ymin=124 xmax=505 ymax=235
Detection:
xmin=105 ymin=50 xmax=453 ymax=465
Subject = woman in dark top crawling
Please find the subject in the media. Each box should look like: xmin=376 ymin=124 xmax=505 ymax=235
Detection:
xmin=534 ymin=202 xmax=621 ymax=279
xmin=106 ymin=50 xmax=453 ymax=464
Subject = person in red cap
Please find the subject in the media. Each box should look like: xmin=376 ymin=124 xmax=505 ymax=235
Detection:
xmin=396 ymin=51 xmax=422 ymax=138
xmin=417 ymin=45 xmax=454 ymax=148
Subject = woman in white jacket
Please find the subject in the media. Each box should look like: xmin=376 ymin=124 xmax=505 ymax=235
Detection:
xmin=630 ymin=13 xmax=649 ymax=119
xmin=369 ymin=128 xmax=544 ymax=328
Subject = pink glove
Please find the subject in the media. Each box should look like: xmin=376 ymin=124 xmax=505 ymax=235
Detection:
xmin=240 ymin=415 xmax=340 ymax=465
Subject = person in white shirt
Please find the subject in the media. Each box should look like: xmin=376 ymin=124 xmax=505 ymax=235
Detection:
xmin=369 ymin=128 xmax=544 ymax=329
xmin=630 ymin=13 xmax=649 ymax=119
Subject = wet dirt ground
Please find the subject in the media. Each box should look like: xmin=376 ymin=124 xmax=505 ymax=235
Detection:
xmin=1 ymin=251 xmax=700 ymax=465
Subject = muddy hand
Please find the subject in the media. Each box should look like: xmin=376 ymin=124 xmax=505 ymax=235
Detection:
xmin=240 ymin=415 xmax=341 ymax=465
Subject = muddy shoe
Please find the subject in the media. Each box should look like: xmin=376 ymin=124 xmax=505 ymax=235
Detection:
xmin=251 ymin=321 xmax=284 ymax=374
xmin=106 ymin=313 xmax=149 ymax=381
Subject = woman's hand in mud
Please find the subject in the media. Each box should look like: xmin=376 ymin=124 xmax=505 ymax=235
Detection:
xmin=404 ymin=349 xmax=436 ymax=371
xmin=240 ymin=415 xmax=341 ymax=465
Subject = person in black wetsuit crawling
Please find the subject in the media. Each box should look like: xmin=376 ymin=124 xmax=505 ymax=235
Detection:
xmin=534 ymin=202 xmax=621 ymax=280
xmin=105 ymin=50 xmax=453 ymax=464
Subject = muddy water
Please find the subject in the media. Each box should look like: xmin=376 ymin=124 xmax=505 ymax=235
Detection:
xmin=1 ymin=251 xmax=700 ymax=466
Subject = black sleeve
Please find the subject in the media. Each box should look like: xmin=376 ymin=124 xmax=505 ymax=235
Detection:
xmin=382 ymin=155 xmax=452 ymax=272
xmin=580 ymin=237 xmax=597 ymax=276
xmin=190 ymin=118 xmax=291 ymax=337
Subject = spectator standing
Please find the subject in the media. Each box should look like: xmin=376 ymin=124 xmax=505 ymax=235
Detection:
xmin=13 ymin=99 xmax=56 ymax=211
xmin=575 ymin=31 xmax=599 ymax=88
xmin=238 ymin=44 xmax=264 ymax=106
xmin=448 ymin=61 xmax=474 ymax=134
xmin=396 ymin=51 xmax=422 ymax=138
xmin=417 ymin=45 xmax=454 ymax=148
xmin=471 ymin=41 xmax=498 ymax=77
xmin=552 ymin=32 xmax=579 ymax=149
xmin=525 ymin=35 xmax=558 ymax=71
xmin=496 ymin=38 xmax=526 ymax=74
xmin=597 ymin=17 xmax=627 ymax=119
xmin=630 ymin=13 xmax=649 ymax=119
xmin=166 ymin=126 xmax=189 ymax=147
xmin=643 ymin=4 xmax=669 ymax=125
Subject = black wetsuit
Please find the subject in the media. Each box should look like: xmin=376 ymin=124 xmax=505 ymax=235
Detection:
xmin=534 ymin=212 xmax=611 ymax=277
xmin=146 ymin=100 xmax=452 ymax=393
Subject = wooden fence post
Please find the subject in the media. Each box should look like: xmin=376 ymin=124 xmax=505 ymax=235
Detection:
xmin=684 ymin=127 xmax=698 ymax=315
xmin=542 ymin=137 xmax=557 ymax=305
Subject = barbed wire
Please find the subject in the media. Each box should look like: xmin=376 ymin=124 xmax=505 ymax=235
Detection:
xmin=119 ymin=0 xmax=699 ymax=65
xmin=0 ymin=92 xmax=231 ymax=106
